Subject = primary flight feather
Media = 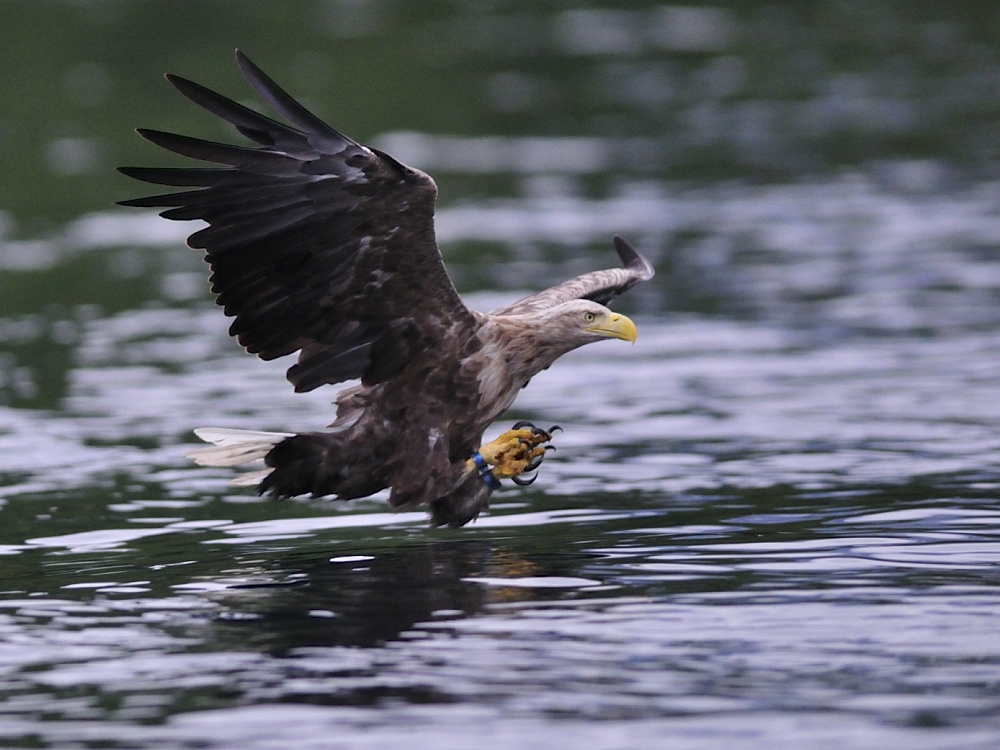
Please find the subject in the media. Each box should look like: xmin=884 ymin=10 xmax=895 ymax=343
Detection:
xmin=120 ymin=50 xmax=654 ymax=527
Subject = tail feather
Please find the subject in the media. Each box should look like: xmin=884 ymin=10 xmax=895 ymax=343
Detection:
xmin=228 ymin=468 xmax=275 ymax=487
xmin=187 ymin=427 xmax=293 ymax=486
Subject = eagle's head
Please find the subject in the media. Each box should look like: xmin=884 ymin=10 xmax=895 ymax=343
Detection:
xmin=485 ymin=299 xmax=639 ymax=384
xmin=552 ymin=299 xmax=637 ymax=346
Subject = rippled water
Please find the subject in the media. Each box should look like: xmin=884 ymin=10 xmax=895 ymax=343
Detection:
xmin=2 ymin=179 xmax=1000 ymax=747
xmin=4 ymin=2 xmax=1000 ymax=747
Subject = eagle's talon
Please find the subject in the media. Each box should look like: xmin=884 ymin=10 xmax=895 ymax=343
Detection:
xmin=476 ymin=421 xmax=560 ymax=482
xmin=524 ymin=453 xmax=546 ymax=472
xmin=548 ymin=425 xmax=562 ymax=434
xmin=512 ymin=471 xmax=538 ymax=486
xmin=513 ymin=420 xmax=554 ymax=439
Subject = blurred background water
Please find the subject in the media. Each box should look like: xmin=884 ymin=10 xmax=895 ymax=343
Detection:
xmin=2 ymin=1 xmax=1000 ymax=748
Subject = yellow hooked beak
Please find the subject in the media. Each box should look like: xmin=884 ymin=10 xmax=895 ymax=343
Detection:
xmin=587 ymin=312 xmax=638 ymax=344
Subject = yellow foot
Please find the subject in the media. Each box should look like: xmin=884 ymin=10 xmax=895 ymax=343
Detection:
xmin=474 ymin=421 xmax=560 ymax=485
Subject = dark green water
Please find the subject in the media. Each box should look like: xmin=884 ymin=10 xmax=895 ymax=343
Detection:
xmin=2 ymin=2 xmax=1000 ymax=748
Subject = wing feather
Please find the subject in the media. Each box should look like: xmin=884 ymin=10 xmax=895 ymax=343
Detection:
xmin=235 ymin=50 xmax=357 ymax=149
xmin=133 ymin=129 xmax=299 ymax=171
xmin=490 ymin=236 xmax=654 ymax=316
xmin=119 ymin=50 xmax=476 ymax=392
xmin=165 ymin=73 xmax=306 ymax=149
xmin=117 ymin=166 xmax=229 ymax=187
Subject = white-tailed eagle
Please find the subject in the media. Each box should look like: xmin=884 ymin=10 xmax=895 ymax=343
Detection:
xmin=120 ymin=51 xmax=653 ymax=527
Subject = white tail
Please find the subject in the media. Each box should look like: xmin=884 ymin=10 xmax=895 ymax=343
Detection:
xmin=186 ymin=427 xmax=293 ymax=486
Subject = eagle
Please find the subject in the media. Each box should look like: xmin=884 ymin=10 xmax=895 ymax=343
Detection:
xmin=119 ymin=51 xmax=654 ymax=527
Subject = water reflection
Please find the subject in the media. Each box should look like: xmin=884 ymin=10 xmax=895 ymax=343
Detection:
xmin=210 ymin=542 xmax=491 ymax=651
xmin=2 ymin=482 xmax=1000 ymax=747
xmin=0 ymin=202 xmax=997 ymax=746
xmin=4 ymin=169 xmax=1000 ymax=411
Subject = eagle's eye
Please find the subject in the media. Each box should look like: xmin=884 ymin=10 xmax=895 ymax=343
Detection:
xmin=584 ymin=312 xmax=596 ymax=323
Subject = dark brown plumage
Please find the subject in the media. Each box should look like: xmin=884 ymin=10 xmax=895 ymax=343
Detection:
xmin=120 ymin=51 xmax=654 ymax=527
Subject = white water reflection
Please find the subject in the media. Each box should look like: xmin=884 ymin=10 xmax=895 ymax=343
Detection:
xmin=463 ymin=575 xmax=603 ymax=588
xmin=0 ymin=150 xmax=999 ymax=750
xmin=1 ymin=589 xmax=999 ymax=749
xmin=2 ymin=307 xmax=999 ymax=504
xmin=6 ymin=170 xmax=1000 ymax=335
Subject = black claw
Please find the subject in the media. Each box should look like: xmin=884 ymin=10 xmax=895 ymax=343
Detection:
xmin=525 ymin=453 xmax=546 ymax=471
xmin=544 ymin=445 xmax=556 ymax=452
xmin=512 ymin=471 xmax=538 ymax=486
xmin=512 ymin=420 xmax=536 ymax=431
xmin=548 ymin=425 xmax=563 ymax=434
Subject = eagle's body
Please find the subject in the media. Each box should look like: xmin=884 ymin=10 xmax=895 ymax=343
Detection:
xmin=121 ymin=51 xmax=653 ymax=527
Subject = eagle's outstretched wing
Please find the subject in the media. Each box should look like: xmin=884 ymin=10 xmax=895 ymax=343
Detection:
xmin=120 ymin=50 xmax=476 ymax=393
xmin=489 ymin=236 xmax=654 ymax=316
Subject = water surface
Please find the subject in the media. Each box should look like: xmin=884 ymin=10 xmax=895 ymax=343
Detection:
xmin=3 ymin=2 xmax=1000 ymax=748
